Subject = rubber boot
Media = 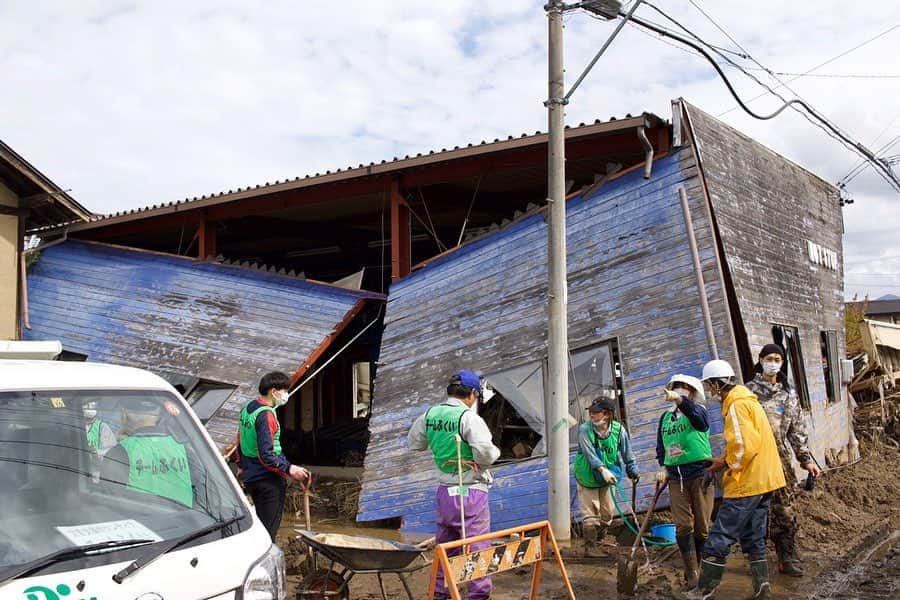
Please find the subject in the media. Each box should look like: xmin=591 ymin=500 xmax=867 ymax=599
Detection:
xmin=582 ymin=522 xmax=597 ymax=557
xmin=677 ymin=558 xmax=725 ymax=600
xmin=749 ymin=554 xmax=772 ymax=599
xmin=677 ymin=534 xmax=699 ymax=589
xmin=774 ymin=534 xmax=803 ymax=577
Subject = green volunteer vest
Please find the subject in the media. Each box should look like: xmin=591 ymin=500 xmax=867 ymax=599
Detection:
xmin=119 ymin=435 xmax=193 ymax=507
xmin=425 ymin=404 xmax=474 ymax=474
xmin=86 ymin=419 xmax=102 ymax=451
xmin=660 ymin=410 xmax=712 ymax=466
xmin=239 ymin=403 xmax=282 ymax=458
xmin=573 ymin=421 xmax=621 ymax=488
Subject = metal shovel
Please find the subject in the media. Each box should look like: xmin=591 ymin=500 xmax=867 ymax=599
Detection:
xmin=616 ymin=480 xmax=667 ymax=596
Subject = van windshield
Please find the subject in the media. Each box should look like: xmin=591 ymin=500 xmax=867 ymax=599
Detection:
xmin=0 ymin=389 xmax=248 ymax=572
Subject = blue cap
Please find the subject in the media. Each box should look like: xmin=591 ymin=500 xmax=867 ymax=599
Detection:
xmin=452 ymin=370 xmax=481 ymax=390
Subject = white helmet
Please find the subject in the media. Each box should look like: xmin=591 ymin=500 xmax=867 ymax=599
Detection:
xmin=666 ymin=374 xmax=704 ymax=399
xmin=701 ymin=359 xmax=735 ymax=381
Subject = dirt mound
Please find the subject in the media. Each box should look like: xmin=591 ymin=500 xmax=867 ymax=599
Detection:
xmin=794 ymin=440 xmax=900 ymax=559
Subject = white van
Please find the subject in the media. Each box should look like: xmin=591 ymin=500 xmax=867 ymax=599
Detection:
xmin=0 ymin=360 xmax=284 ymax=600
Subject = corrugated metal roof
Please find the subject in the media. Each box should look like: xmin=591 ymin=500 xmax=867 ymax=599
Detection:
xmin=66 ymin=114 xmax=663 ymax=231
xmin=24 ymin=239 xmax=383 ymax=446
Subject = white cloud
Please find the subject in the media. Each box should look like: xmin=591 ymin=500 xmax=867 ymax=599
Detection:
xmin=2 ymin=0 xmax=899 ymax=297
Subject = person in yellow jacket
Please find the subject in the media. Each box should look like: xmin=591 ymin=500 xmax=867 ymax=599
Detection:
xmin=680 ymin=360 xmax=786 ymax=600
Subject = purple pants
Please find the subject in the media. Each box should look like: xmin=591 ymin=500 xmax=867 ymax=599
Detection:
xmin=434 ymin=485 xmax=492 ymax=600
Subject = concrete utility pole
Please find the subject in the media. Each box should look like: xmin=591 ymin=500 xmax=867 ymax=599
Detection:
xmin=545 ymin=0 xmax=571 ymax=543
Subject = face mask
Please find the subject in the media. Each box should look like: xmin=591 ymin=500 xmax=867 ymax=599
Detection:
xmin=273 ymin=390 xmax=290 ymax=407
xmin=677 ymin=389 xmax=691 ymax=400
xmin=83 ymin=409 xmax=97 ymax=420
xmin=762 ymin=361 xmax=782 ymax=376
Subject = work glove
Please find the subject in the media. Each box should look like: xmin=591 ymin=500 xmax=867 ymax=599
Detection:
xmin=627 ymin=470 xmax=640 ymax=483
xmin=597 ymin=466 xmax=617 ymax=484
xmin=663 ymin=388 xmax=682 ymax=403
xmin=655 ymin=469 xmax=668 ymax=484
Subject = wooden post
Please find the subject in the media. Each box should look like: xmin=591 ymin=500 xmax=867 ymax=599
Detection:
xmin=198 ymin=217 xmax=216 ymax=259
xmin=390 ymin=178 xmax=411 ymax=280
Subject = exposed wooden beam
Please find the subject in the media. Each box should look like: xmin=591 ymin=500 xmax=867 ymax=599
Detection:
xmin=198 ymin=217 xmax=216 ymax=259
xmin=390 ymin=178 xmax=411 ymax=281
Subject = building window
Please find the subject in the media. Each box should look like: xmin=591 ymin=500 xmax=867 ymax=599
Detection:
xmin=567 ymin=340 xmax=626 ymax=447
xmin=481 ymin=361 xmax=546 ymax=461
xmin=820 ymin=330 xmax=841 ymax=404
xmin=353 ymin=362 xmax=372 ymax=418
xmin=771 ymin=324 xmax=810 ymax=410
xmin=186 ymin=382 xmax=236 ymax=424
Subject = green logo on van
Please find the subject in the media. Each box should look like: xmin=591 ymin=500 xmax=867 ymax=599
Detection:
xmin=22 ymin=584 xmax=97 ymax=600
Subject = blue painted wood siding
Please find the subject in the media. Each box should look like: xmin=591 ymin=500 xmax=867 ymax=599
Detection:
xmin=359 ymin=148 xmax=737 ymax=532
xmin=25 ymin=240 xmax=380 ymax=447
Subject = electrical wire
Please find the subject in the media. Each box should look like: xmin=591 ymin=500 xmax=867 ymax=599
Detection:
xmin=628 ymin=5 xmax=900 ymax=193
xmin=718 ymin=22 xmax=900 ymax=116
xmin=739 ymin=69 xmax=900 ymax=80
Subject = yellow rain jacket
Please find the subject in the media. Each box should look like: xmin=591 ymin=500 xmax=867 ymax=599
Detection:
xmin=720 ymin=384 xmax=786 ymax=498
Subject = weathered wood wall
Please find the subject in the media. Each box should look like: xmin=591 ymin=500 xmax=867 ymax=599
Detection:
xmin=684 ymin=102 xmax=851 ymax=468
xmin=359 ymin=148 xmax=738 ymax=532
xmin=24 ymin=240 xmax=379 ymax=447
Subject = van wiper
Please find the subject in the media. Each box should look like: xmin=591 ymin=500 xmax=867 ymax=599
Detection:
xmin=0 ymin=539 xmax=155 ymax=586
xmin=113 ymin=515 xmax=242 ymax=584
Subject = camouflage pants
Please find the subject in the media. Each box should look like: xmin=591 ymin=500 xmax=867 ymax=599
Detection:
xmin=768 ymin=484 xmax=798 ymax=545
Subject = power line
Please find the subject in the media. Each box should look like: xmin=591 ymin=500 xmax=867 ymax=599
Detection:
xmin=635 ymin=2 xmax=900 ymax=193
xmin=718 ymin=23 xmax=900 ymax=117
xmin=739 ymin=69 xmax=900 ymax=80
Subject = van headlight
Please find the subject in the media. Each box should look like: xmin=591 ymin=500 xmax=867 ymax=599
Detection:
xmin=241 ymin=543 xmax=285 ymax=600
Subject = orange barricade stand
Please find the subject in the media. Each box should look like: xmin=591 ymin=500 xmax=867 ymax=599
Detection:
xmin=428 ymin=520 xmax=576 ymax=599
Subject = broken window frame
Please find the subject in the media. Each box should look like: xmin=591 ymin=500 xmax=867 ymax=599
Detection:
xmin=567 ymin=339 xmax=627 ymax=448
xmin=481 ymin=360 xmax=547 ymax=462
xmin=820 ymin=330 xmax=841 ymax=404
xmin=186 ymin=381 xmax=237 ymax=424
xmin=771 ymin=324 xmax=810 ymax=410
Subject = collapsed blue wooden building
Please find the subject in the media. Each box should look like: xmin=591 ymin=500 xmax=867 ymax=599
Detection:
xmin=25 ymin=100 xmax=856 ymax=531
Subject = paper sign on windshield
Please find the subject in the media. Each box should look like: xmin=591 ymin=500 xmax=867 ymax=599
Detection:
xmin=57 ymin=519 xmax=162 ymax=546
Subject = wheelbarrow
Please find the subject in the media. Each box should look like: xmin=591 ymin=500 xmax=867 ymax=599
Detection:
xmin=295 ymin=529 xmax=432 ymax=600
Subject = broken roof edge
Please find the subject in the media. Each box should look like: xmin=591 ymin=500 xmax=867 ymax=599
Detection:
xmin=400 ymin=149 xmax=673 ymax=281
xmin=676 ymin=98 xmax=839 ymax=194
xmin=60 ymin=113 xmax=665 ymax=233
xmin=0 ymin=139 xmax=93 ymax=222
xmin=50 ymin=238 xmax=386 ymax=300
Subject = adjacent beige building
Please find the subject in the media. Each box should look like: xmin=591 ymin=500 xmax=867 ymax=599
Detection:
xmin=0 ymin=141 xmax=91 ymax=339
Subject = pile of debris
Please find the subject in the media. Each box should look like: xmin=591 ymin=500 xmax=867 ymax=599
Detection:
xmin=285 ymin=477 xmax=361 ymax=522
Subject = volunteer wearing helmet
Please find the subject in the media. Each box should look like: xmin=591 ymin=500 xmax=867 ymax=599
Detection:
xmin=407 ymin=370 xmax=500 ymax=600
xmin=746 ymin=343 xmax=820 ymax=577
xmin=655 ymin=374 xmax=713 ymax=588
xmin=83 ymin=399 xmax=116 ymax=457
xmin=235 ymin=371 xmax=310 ymax=542
xmin=680 ymin=360 xmax=786 ymax=600
xmin=573 ymin=395 xmax=639 ymax=558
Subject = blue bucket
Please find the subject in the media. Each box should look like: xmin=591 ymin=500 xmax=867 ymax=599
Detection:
xmin=648 ymin=523 xmax=676 ymax=544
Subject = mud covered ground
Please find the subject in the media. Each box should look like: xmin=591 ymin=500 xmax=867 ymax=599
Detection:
xmin=282 ymin=441 xmax=900 ymax=599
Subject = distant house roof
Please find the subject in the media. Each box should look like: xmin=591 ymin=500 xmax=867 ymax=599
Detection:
xmin=866 ymin=299 xmax=900 ymax=315
xmin=0 ymin=139 xmax=93 ymax=232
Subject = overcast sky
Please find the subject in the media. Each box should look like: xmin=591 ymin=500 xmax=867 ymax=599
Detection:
xmin=2 ymin=1 xmax=898 ymax=299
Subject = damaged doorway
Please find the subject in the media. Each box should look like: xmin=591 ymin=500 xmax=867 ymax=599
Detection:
xmin=279 ymin=304 xmax=383 ymax=468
